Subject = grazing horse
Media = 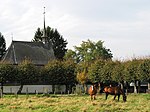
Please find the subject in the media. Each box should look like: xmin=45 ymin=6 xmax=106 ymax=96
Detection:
xmin=103 ymin=86 xmax=127 ymax=102
xmin=88 ymin=83 xmax=99 ymax=100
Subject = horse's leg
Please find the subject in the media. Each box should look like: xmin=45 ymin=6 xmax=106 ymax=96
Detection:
xmin=94 ymin=95 xmax=96 ymax=100
xmin=106 ymin=93 xmax=108 ymax=100
xmin=118 ymin=94 xmax=120 ymax=101
xmin=91 ymin=95 xmax=93 ymax=100
xmin=114 ymin=95 xmax=116 ymax=100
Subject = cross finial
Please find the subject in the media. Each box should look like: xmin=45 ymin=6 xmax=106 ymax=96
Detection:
xmin=43 ymin=7 xmax=46 ymax=29
xmin=42 ymin=6 xmax=47 ymax=44
xmin=43 ymin=7 xmax=45 ymax=14
xmin=43 ymin=7 xmax=46 ymax=36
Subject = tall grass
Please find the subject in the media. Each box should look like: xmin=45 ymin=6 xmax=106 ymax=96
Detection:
xmin=0 ymin=94 xmax=149 ymax=112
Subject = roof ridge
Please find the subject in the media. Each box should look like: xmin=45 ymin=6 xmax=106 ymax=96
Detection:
xmin=12 ymin=40 xmax=42 ymax=43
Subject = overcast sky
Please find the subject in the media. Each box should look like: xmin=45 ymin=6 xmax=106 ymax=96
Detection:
xmin=1 ymin=0 xmax=150 ymax=60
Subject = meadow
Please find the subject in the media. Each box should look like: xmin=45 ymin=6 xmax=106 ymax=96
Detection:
xmin=0 ymin=93 xmax=149 ymax=112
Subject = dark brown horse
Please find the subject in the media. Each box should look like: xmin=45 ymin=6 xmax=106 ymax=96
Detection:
xmin=103 ymin=86 xmax=127 ymax=102
xmin=88 ymin=83 xmax=99 ymax=100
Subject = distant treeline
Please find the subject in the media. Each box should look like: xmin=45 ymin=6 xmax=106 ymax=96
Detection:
xmin=0 ymin=58 xmax=150 ymax=93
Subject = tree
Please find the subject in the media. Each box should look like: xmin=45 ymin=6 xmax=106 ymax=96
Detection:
xmin=65 ymin=39 xmax=113 ymax=93
xmin=43 ymin=60 xmax=76 ymax=93
xmin=124 ymin=59 xmax=141 ymax=93
xmin=88 ymin=59 xmax=106 ymax=83
xmin=63 ymin=60 xmax=77 ymax=93
xmin=65 ymin=39 xmax=113 ymax=64
xmin=0 ymin=32 xmax=6 ymax=60
xmin=33 ymin=26 xmax=68 ymax=60
xmin=139 ymin=59 xmax=150 ymax=89
xmin=111 ymin=60 xmax=125 ymax=83
xmin=101 ymin=60 xmax=115 ymax=83
xmin=44 ymin=60 xmax=65 ymax=86
xmin=0 ymin=62 xmax=17 ymax=96
xmin=17 ymin=59 xmax=38 ymax=94
xmin=76 ymin=69 xmax=88 ymax=93
xmin=33 ymin=28 xmax=43 ymax=42
xmin=64 ymin=49 xmax=79 ymax=63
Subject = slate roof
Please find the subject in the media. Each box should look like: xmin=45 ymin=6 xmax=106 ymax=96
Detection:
xmin=2 ymin=41 xmax=55 ymax=65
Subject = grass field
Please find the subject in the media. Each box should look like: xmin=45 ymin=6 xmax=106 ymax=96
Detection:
xmin=0 ymin=93 xmax=149 ymax=112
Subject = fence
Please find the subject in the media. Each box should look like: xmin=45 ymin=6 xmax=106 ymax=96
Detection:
xmin=2 ymin=84 xmax=92 ymax=94
xmin=3 ymin=85 xmax=66 ymax=94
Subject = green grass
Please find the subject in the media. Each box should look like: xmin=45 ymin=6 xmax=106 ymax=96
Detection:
xmin=0 ymin=94 xmax=149 ymax=112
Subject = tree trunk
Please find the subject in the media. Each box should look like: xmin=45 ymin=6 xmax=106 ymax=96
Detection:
xmin=134 ymin=81 xmax=137 ymax=93
xmin=65 ymin=84 xmax=70 ymax=94
xmin=17 ymin=84 xmax=23 ymax=94
xmin=83 ymin=84 xmax=87 ymax=94
xmin=124 ymin=81 xmax=129 ymax=95
xmin=148 ymin=82 xmax=150 ymax=89
xmin=0 ymin=82 xmax=3 ymax=98
xmin=52 ymin=85 xmax=55 ymax=94
xmin=137 ymin=80 xmax=141 ymax=93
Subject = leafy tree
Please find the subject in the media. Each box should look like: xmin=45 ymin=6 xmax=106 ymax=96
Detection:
xmin=0 ymin=62 xmax=17 ymax=95
xmin=0 ymin=32 xmax=6 ymax=60
xmin=76 ymin=69 xmax=88 ymax=93
xmin=44 ymin=60 xmax=65 ymax=85
xmin=111 ymin=60 xmax=125 ymax=83
xmin=33 ymin=28 xmax=43 ymax=42
xmin=67 ymin=39 xmax=113 ymax=92
xmin=33 ymin=26 xmax=68 ymax=60
xmin=63 ymin=60 xmax=77 ymax=92
xmin=17 ymin=59 xmax=38 ymax=94
xmin=65 ymin=39 xmax=112 ymax=64
xmin=88 ymin=59 xmax=106 ymax=83
xmin=75 ymin=61 xmax=89 ymax=89
xmin=101 ymin=60 xmax=115 ymax=83
xmin=124 ymin=59 xmax=141 ymax=93
xmin=139 ymin=59 xmax=150 ymax=88
xmin=43 ymin=60 xmax=76 ymax=93
xmin=111 ymin=61 xmax=130 ymax=92
xmin=64 ymin=49 xmax=79 ymax=63
xmin=63 ymin=60 xmax=76 ymax=84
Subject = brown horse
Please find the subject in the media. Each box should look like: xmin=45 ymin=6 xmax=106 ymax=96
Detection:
xmin=103 ymin=86 xmax=127 ymax=102
xmin=88 ymin=83 xmax=99 ymax=100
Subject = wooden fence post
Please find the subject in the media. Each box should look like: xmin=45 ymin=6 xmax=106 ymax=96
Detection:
xmin=26 ymin=87 xmax=29 ymax=99
xmin=0 ymin=89 xmax=3 ymax=98
xmin=15 ymin=91 xmax=18 ymax=98
xmin=10 ymin=88 xmax=12 ymax=94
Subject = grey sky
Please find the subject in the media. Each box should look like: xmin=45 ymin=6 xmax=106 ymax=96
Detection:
xmin=1 ymin=0 xmax=150 ymax=60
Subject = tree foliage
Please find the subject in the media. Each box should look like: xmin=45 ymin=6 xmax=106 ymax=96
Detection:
xmin=64 ymin=49 xmax=78 ymax=63
xmin=65 ymin=39 xmax=112 ymax=64
xmin=111 ymin=60 xmax=125 ymax=83
xmin=0 ymin=62 xmax=17 ymax=94
xmin=88 ymin=59 xmax=106 ymax=82
xmin=33 ymin=28 xmax=43 ymax=42
xmin=43 ymin=60 xmax=76 ymax=85
xmin=33 ymin=26 xmax=68 ymax=60
xmin=123 ymin=59 xmax=141 ymax=82
xmin=17 ymin=60 xmax=38 ymax=84
xmin=44 ymin=60 xmax=65 ymax=85
xmin=63 ymin=60 xmax=77 ymax=85
xmin=138 ymin=59 xmax=150 ymax=82
xmin=0 ymin=32 xmax=6 ymax=60
xmin=100 ymin=60 xmax=115 ymax=83
xmin=76 ymin=69 xmax=88 ymax=85
xmin=17 ymin=59 xmax=38 ymax=93
xmin=0 ymin=62 xmax=17 ymax=83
